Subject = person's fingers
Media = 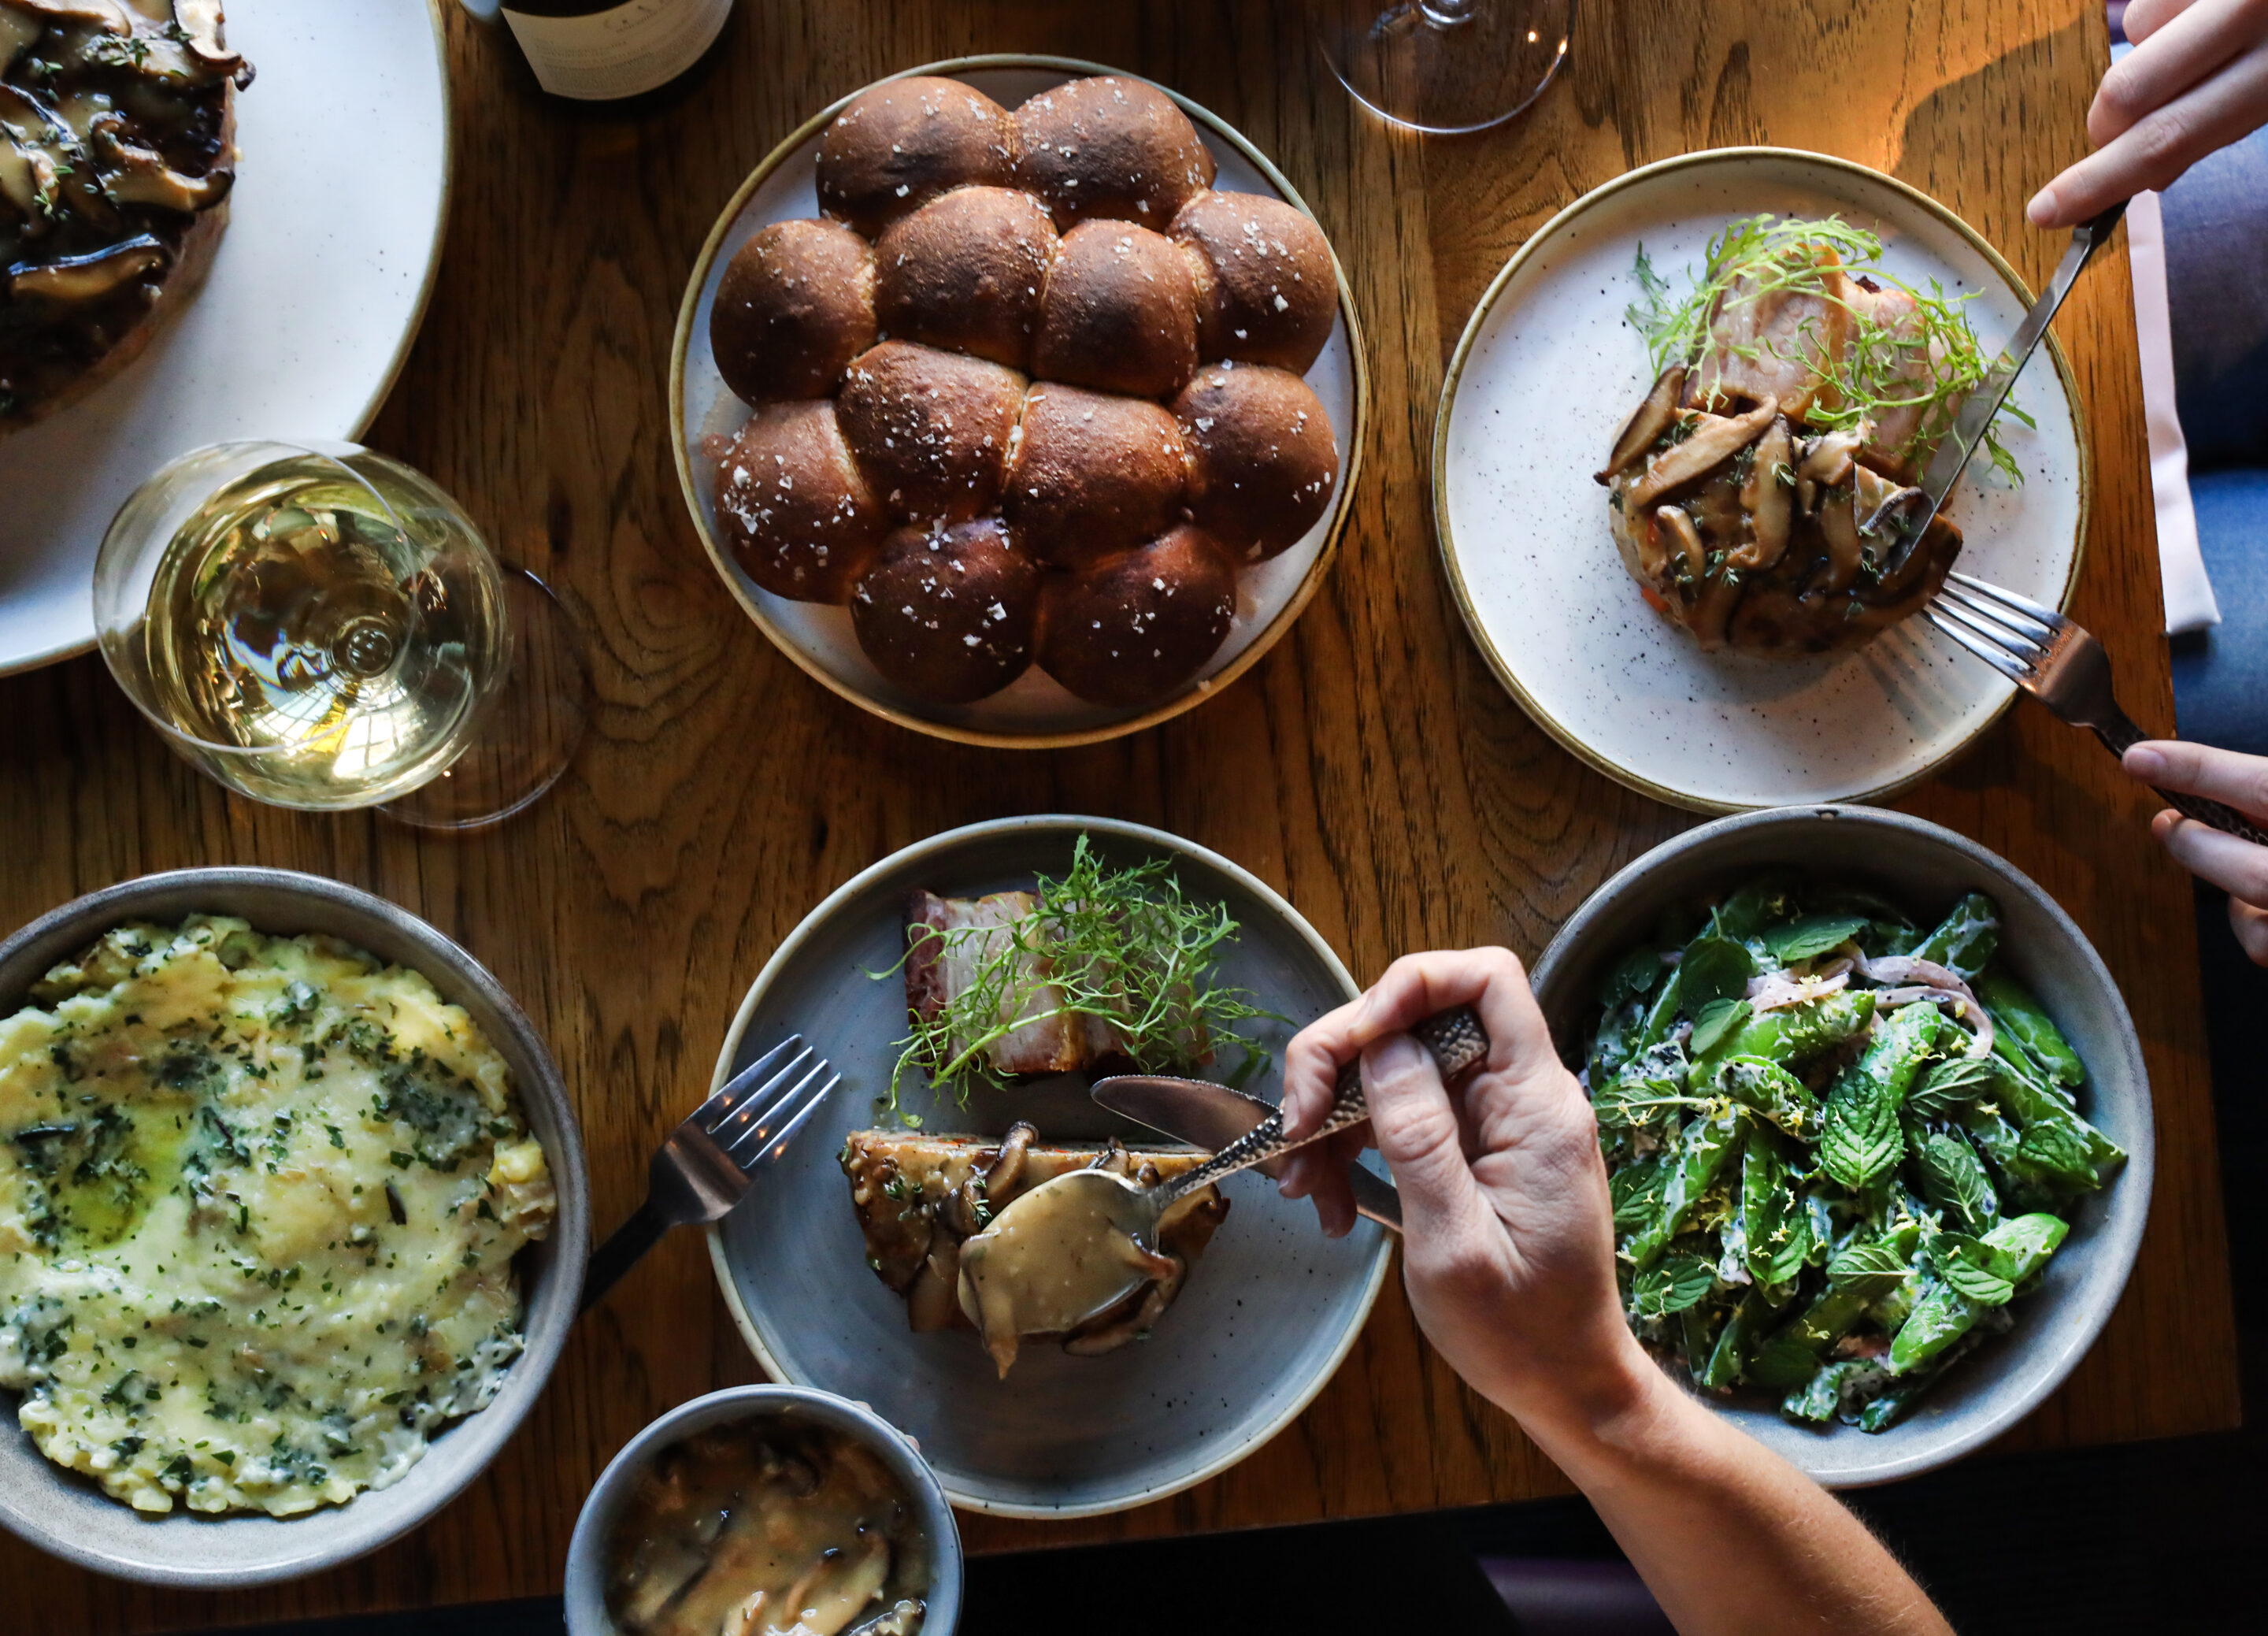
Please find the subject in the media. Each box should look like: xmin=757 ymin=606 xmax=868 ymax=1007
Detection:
xmin=1280 ymin=991 xmax=1369 ymax=1143
xmin=2088 ymin=0 xmax=2266 ymax=145
xmin=2232 ymin=899 xmax=2268 ymax=965
xmin=1362 ymin=1031 xmax=1488 ymax=1239
xmin=2030 ymin=32 xmax=2268 ymax=224
xmin=1276 ymin=1126 xmax=1368 ymax=1238
xmin=2151 ymin=808 xmax=2268 ymax=904
xmin=2125 ymin=0 xmax=2207 ymax=46
xmin=2125 ymin=740 xmax=2268 ymax=818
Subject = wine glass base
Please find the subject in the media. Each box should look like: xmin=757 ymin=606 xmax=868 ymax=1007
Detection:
xmin=1310 ymin=0 xmax=1573 ymax=135
xmin=383 ymin=566 xmax=589 ymax=832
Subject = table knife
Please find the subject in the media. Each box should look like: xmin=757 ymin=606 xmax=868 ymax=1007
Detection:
xmin=1876 ymin=202 xmax=2126 ymax=573
xmin=1091 ymin=1074 xmax=1406 ymax=1232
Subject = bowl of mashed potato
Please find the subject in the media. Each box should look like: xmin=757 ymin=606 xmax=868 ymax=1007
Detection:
xmin=0 ymin=868 xmax=589 ymax=1586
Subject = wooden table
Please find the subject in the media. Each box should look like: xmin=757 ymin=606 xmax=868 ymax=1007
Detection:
xmin=2 ymin=2 xmax=2238 ymax=1628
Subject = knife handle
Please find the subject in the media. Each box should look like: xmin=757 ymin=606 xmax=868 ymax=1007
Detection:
xmin=1154 ymin=1007 xmax=1493 ymax=1208
xmin=1330 ymin=1004 xmax=1492 ymax=1106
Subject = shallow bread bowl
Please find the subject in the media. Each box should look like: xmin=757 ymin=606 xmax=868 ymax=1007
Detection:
xmin=565 ymin=1385 xmax=965 ymax=1636
xmin=1529 ymin=807 xmax=2152 ymax=1487
xmin=0 ymin=868 xmax=590 ymax=1586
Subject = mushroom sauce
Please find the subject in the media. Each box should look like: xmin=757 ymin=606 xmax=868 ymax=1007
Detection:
xmin=0 ymin=1 xmax=251 ymax=424
xmin=606 ymin=1422 xmax=929 ymax=1636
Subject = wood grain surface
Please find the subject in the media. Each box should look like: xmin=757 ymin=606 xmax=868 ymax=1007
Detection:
xmin=0 ymin=2 xmax=2236 ymax=1629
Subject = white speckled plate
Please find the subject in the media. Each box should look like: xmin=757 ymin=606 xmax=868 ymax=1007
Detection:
xmin=705 ymin=817 xmax=1391 ymax=1518
xmin=0 ymin=0 xmax=451 ymax=679
xmin=1436 ymin=150 xmax=2088 ymax=813
xmin=669 ymin=56 xmax=1369 ymax=749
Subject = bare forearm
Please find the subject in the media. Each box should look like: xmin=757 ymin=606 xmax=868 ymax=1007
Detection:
xmin=1514 ymin=1346 xmax=1951 ymax=1636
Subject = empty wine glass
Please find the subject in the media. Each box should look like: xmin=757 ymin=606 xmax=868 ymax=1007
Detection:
xmin=1310 ymin=0 xmax=1573 ymax=135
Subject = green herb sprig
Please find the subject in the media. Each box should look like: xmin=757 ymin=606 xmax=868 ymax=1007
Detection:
xmin=1628 ymin=214 xmax=2033 ymax=481
xmin=876 ymin=836 xmax=1281 ymax=1121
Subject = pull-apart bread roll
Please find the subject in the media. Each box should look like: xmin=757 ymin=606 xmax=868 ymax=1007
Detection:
xmin=711 ymin=401 xmax=888 ymax=603
xmin=817 ymin=76 xmax=1018 ymax=238
xmin=1170 ymin=190 xmax=1336 ymax=373
xmin=838 ymin=339 xmax=1025 ymax=522
xmin=1002 ymin=383 xmax=1187 ymax=568
xmin=710 ymin=219 xmax=877 ymax=403
xmin=852 ymin=518 xmax=1042 ymax=703
xmin=1038 ymin=525 xmax=1237 ymax=707
xmin=1174 ymin=362 xmax=1338 ymax=562
xmin=1012 ymin=75 xmax=1215 ymax=228
xmin=1032 ymin=221 xmax=1199 ymax=399
xmin=873 ymin=186 xmax=1059 ymax=370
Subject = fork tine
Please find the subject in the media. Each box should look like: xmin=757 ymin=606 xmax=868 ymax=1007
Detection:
xmin=1937 ymin=581 xmax=2057 ymax=645
xmin=738 ymin=1070 xmax=838 ymax=1170
xmin=1947 ymin=571 xmax=2064 ymax=628
xmin=1931 ymin=595 xmax=2048 ymax=666
xmin=697 ymin=1037 xmax=807 ymax=1132
xmin=721 ymin=1056 xmax=832 ymax=1156
xmin=1927 ymin=610 xmax=2034 ymax=684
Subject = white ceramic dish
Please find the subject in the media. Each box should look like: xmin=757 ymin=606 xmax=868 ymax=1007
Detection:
xmin=0 ymin=869 xmax=588 ymax=1586
xmin=704 ymin=817 xmax=1391 ymax=1517
xmin=670 ymin=56 xmax=1369 ymax=748
xmin=1436 ymin=150 xmax=2089 ymax=813
xmin=0 ymin=0 xmax=452 ymax=679
xmin=1529 ymin=807 xmax=2151 ymax=1486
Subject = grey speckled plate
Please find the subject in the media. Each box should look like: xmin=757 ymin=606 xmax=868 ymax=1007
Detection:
xmin=704 ymin=818 xmax=1388 ymax=1517
xmin=1530 ymin=807 xmax=2151 ymax=1487
xmin=0 ymin=870 xmax=588 ymax=1586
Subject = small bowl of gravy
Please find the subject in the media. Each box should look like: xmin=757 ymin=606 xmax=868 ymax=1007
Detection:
xmin=566 ymin=1386 xmax=962 ymax=1636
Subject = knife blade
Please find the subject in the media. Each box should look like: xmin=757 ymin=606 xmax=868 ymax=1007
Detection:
xmin=1874 ymin=201 xmax=2125 ymax=573
xmin=1091 ymin=1074 xmax=1404 ymax=1233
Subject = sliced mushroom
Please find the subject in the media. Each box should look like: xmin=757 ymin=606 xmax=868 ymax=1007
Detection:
xmin=777 ymin=1537 xmax=891 ymax=1636
xmin=1063 ymin=1251 xmax=1185 ymax=1355
xmin=1813 ymin=485 xmax=1866 ymax=596
xmin=982 ymin=1121 xmax=1035 ymax=1203
xmin=9 ymin=0 xmax=132 ymax=32
xmin=172 ymin=0 xmax=252 ymax=87
xmin=8 ymin=233 xmax=166 ymax=302
xmin=1796 ymin=425 xmax=1864 ymax=489
xmin=94 ymin=126 xmax=232 ymax=213
xmin=843 ymin=1601 xmax=928 ymax=1636
xmin=1729 ymin=415 xmax=1793 ymax=572
xmin=1596 ymin=364 xmax=1688 ymax=484
xmin=1628 ymin=398 xmax=1779 ymax=508
xmin=906 ymin=1238 xmax=962 ymax=1333
xmin=1 ymin=8 xmax=42 ymax=72
xmin=1684 ymin=573 xmax=1746 ymax=651
xmin=1655 ymin=504 xmax=1706 ymax=585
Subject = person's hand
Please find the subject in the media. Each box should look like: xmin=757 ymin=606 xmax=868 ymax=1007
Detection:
xmin=2124 ymin=740 xmax=2268 ymax=962
xmin=1274 ymin=948 xmax=1647 ymax=1426
xmin=2029 ymin=0 xmax=2268 ymax=227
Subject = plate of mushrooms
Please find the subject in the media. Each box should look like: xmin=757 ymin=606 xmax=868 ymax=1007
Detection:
xmin=1434 ymin=149 xmax=2088 ymax=812
xmin=703 ymin=816 xmax=1392 ymax=1518
xmin=0 ymin=0 xmax=450 ymax=678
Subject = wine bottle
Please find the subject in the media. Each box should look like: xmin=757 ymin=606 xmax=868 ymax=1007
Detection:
xmin=490 ymin=0 xmax=734 ymax=102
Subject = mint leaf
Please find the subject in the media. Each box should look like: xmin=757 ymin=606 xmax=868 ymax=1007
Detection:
xmin=1827 ymin=1239 xmax=1912 ymax=1298
xmin=1632 ymin=1252 xmax=1717 ymax=1319
xmin=1677 ymin=936 xmax=1756 ymax=1011
xmin=1610 ymin=1156 xmax=1669 ymax=1232
xmin=1907 ymin=1055 xmax=1998 ymax=1120
xmin=1760 ymin=914 xmax=1872 ymax=964
xmin=1593 ymin=1040 xmax=1692 ymax=1130
xmin=1690 ymin=997 xmax=1751 ymax=1056
xmin=1602 ymin=945 xmax=1668 ymax=1009
xmin=1930 ymin=1231 xmax=2016 ymax=1306
xmin=1821 ymin=1075 xmax=1902 ymax=1189
xmin=1914 ymin=1130 xmax=1998 ymax=1230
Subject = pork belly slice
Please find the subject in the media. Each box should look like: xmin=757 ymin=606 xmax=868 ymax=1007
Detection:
xmin=906 ymin=889 xmax=1088 ymax=1075
xmin=1685 ymin=262 xmax=1855 ymax=425
xmin=841 ymin=1127 xmax=1228 ymax=1358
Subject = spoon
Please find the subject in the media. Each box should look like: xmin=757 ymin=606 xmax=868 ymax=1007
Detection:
xmin=956 ymin=1005 xmax=1490 ymax=1367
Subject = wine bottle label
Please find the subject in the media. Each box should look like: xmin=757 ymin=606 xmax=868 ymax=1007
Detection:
xmin=500 ymin=0 xmax=732 ymax=101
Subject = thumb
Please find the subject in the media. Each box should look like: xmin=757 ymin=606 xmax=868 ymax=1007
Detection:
xmin=1362 ymin=1032 xmax=1484 ymax=1236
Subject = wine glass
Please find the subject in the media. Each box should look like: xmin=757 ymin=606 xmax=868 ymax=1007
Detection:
xmin=93 ymin=440 xmax=587 ymax=830
xmin=1309 ymin=0 xmax=1573 ymax=135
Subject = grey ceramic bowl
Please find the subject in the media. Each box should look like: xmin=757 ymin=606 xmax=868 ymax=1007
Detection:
xmin=564 ymin=1386 xmax=964 ymax=1636
xmin=1530 ymin=806 xmax=2154 ymax=1487
xmin=0 ymin=868 xmax=590 ymax=1585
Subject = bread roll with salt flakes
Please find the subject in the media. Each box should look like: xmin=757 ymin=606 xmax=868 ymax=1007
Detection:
xmin=1174 ymin=362 xmax=1338 ymax=562
xmin=852 ymin=518 xmax=1042 ymax=703
xmin=1038 ymin=526 xmax=1236 ymax=707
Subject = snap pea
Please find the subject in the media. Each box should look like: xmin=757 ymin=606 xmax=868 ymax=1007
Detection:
xmin=1783 ymin=1359 xmax=1888 ymax=1426
xmin=1974 ymin=963 xmax=2085 ymax=1088
xmin=1745 ymin=1222 xmax=1921 ymax=1390
xmin=1624 ymin=1102 xmax=1742 ymax=1271
xmin=1715 ymin=1056 xmax=1822 ymax=1140
xmin=1699 ymin=1289 xmax=1777 ymax=1390
xmin=1888 ymin=1214 xmax=2068 ymax=1375
xmin=1693 ymin=989 xmax=1877 ymax=1080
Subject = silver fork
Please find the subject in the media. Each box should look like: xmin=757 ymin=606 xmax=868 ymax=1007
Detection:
xmin=1927 ymin=571 xmax=2268 ymax=844
xmin=580 ymin=1034 xmax=839 ymax=1314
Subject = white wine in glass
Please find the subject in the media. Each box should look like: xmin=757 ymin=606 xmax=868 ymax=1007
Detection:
xmin=96 ymin=441 xmax=580 ymax=822
xmin=1310 ymin=0 xmax=1573 ymax=135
